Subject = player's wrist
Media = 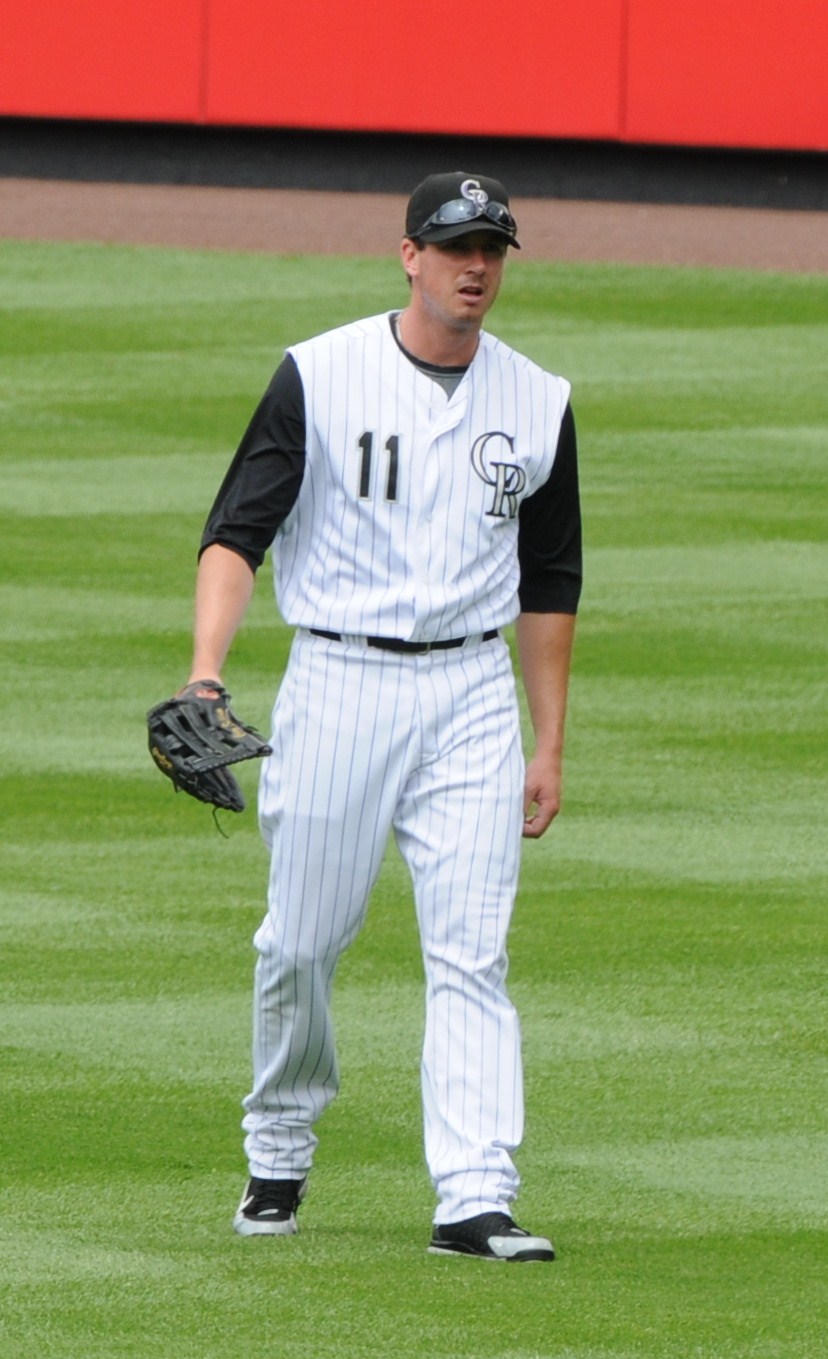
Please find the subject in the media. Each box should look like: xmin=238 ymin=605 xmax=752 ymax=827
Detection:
xmin=188 ymin=655 xmax=225 ymax=683
xmin=528 ymin=741 xmax=564 ymax=766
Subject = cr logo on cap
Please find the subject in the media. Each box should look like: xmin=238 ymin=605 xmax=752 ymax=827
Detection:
xmin=461 ymin=178 xmax=489 ymax=208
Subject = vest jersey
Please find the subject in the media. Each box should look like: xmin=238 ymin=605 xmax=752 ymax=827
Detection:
xmin=273 ymin=312 xmax=571 ymax=642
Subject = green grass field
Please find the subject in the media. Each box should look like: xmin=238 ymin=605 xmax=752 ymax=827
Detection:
xmin=1 ymin=238 xmax=826 ymax=1358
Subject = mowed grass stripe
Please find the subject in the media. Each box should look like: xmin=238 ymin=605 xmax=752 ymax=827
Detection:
xmin=0 ymin=239 xmax=825 ymax=1359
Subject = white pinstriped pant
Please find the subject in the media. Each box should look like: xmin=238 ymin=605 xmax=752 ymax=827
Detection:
xmin=243 ymin=628 xmax=525 ymax=1223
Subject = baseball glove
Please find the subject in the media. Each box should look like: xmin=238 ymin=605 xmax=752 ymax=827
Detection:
xmin=147 ymin=680 xmax=272 ymax=812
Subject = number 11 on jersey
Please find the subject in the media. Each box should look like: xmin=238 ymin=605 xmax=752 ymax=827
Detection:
xmin=358 ymin=431 xmax=400 ymax=502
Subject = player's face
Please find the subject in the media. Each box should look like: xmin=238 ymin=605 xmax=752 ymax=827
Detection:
xmin=403 ymin=232 xmax=507 ymax=332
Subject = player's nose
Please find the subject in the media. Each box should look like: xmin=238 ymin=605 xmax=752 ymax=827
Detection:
xmin=464 ymin=248 xmax=489 ymax=271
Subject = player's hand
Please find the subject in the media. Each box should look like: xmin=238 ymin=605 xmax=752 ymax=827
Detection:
xmin=522 ymin=754 xmax=562 ymax=839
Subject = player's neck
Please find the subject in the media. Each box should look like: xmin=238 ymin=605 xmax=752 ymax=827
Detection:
xmin=397 ymin=305 xmax=481 ymax=369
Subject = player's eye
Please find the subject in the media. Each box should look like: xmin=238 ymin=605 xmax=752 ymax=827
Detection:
xmin=437 ymin=239 xmax=506 ymax=257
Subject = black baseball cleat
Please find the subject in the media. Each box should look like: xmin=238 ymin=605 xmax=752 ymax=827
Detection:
xmin=232 ymin=1175 xmax=308 ymax=1236
xmin=428 ymin=1211 xmax=555 ymax=1262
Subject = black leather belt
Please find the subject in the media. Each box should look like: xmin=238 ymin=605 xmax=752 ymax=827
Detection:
xmin=309 ymin=628 xmax=498 ymax=655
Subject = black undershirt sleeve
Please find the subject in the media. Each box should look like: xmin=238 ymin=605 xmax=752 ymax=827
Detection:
xmin=199 ymin=354 xmax=307 ymax=571
xmin=517 ymin=402 xmax=583 ymax=614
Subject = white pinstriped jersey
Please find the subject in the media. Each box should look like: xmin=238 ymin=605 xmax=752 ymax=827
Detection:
xmin=272 ymin=312 xmax=570 ymax=641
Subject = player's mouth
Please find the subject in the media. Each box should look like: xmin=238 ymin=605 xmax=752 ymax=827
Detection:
xmin=458 ymin=284 xmax=485 ymax=301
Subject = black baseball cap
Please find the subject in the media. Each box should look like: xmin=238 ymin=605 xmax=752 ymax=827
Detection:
xmin=405 ymin=171 xmax=521 ymax=249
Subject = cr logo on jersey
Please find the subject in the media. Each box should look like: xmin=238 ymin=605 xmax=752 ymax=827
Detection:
xmin=470 ymin=431 xmax=526 ymax=519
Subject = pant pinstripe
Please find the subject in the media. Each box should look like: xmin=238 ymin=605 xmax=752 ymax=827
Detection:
xmin=243 ymin=629 xmax=525 ymax=1222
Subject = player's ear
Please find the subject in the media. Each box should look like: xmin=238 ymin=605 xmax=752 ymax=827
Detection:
xmin=401 ymin=236 xmax=422 ymax=284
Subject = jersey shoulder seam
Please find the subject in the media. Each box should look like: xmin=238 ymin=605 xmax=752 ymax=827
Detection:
xmin=479 ymin=332 xmax=569 ymax=388
xmin=287 ymin=312 xmax=392 ymax=358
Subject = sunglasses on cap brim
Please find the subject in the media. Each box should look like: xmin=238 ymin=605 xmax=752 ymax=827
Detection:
xmin=415 ymin=198 xmax=518 ymax=237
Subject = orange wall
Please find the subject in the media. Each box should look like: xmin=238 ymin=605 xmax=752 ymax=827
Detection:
xmin=625 ymin=0 xmax=828 ymax=151
xmin=204 ymin=0 xmax=625 ymax=139
xmin=0 ymin=0 xmax=825 ymax=151
xmin=0 ymin=0 xmax=205 ymax=123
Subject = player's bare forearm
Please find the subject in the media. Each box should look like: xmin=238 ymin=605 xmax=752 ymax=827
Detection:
xmin=515 ymin=611 xmax=576 ymax=838
xmin=188 ymin=543 xmax=256 ymax=685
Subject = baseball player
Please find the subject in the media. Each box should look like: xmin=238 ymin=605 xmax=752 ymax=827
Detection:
xmin=186 ymin=171 xmax=582 ymax=1261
